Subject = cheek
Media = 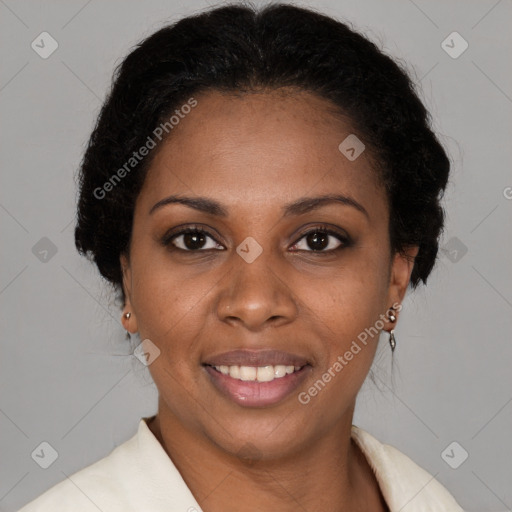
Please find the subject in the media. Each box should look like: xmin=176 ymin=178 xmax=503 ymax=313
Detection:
xmin=298 ymin=271 xmax=388 ymax=414
xmin=294 ymin=254 xmax=391 ymax=401
xmin=299 ymin=250 xmax=390 ymax=331
xmin=129 ymin=248 xmax=221 ymax=349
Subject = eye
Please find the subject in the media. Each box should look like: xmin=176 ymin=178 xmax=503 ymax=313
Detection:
xmin=162 ymin=224 xmax=351 ymax=253
xmin=290 ymin=226 xmax=351 ymax=253
xmin=162 ymin=226 xmax=224 ymax=252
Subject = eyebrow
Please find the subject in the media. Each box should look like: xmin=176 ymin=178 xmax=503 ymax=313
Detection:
xmin=149 ymin=193 xmax=369 ymax=218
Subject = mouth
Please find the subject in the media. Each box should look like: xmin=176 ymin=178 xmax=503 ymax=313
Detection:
xmin=203 ymin=350 xmax=311 ymax=407
xmin=208 ymin=363 xmax=304 ymax=382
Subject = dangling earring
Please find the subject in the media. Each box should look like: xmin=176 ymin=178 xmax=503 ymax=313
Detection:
xmin=387 ymin=306 xmax=397 ymax=352
xmin=389 ymin=330 xmax=396 ymax=352
xmin=123 ymin=312 xmax=131 ymax=340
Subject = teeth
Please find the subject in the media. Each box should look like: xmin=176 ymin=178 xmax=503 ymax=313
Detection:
xmin=274 ymin=365 xmax=287 ymax=378
xmin=239 ymin=366 xmax=257 ymax=381
xmin=213 ymin=364 xmax=303 ymax=382
xmin=256 ymin=366 xmax=274 ymax=382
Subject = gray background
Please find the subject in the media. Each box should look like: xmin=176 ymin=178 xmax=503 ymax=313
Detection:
xmin=1 ymin=0 xmax=511 ymax=510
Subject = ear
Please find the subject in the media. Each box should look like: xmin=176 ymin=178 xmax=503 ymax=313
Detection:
xmin=120 ymin=253 xmax=138 ymax=334
xmin=386 ymin=245 xmax=419 ymax=316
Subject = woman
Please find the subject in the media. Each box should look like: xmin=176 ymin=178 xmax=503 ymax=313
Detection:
xmin=19 ymin=2 xmax=463 ymax=511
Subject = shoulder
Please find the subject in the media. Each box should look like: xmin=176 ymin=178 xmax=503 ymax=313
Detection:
xmin=17 ymin=433 xmax=141 ymax=512
xmin=351 ymin=426 xmax=464 ymax=511
xmin=17 ymin=417 xmax=202 ymax=512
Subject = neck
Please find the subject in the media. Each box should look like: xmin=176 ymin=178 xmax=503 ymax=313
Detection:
xmin=147 ymin=400 xmax=388 ymax=512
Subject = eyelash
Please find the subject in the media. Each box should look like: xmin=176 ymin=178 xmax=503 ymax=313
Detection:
xmin=161 ymin=224 xmax=352 ymax=254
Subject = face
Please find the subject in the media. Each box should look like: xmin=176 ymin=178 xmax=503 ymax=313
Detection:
xmin=121 ymin=89 xmax=416 ymax=460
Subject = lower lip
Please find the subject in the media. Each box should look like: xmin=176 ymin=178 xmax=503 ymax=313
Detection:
xmin=204 ymin=365 xmax=310 ymax=407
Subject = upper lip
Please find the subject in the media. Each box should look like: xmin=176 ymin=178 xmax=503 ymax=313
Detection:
xmin=203 ymin=349 xmax=310 ymax=367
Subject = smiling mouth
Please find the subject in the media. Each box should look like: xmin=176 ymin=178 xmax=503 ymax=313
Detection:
xmin=207 ymin=364 xmax=305 ymax=383
xmin=202 ymin=349 xmax=312 ymax=406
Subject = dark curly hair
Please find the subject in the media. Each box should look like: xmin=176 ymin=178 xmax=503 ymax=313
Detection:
xmin=75 ymin=2 xmax=450 ymax=303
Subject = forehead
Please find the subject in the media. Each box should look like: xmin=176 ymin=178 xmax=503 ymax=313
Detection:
xmin=139 ymin=89 xmax=385 ymax=215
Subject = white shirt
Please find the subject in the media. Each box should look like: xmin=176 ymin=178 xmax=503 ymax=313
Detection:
xmin=18 ymin=417 xmax=464 ymax=511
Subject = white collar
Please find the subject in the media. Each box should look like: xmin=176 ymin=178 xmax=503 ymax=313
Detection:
xmin=20 ymin=416 xmax=463 ymax=511
xmin=133 ymin=417 xmax=462 ymax=511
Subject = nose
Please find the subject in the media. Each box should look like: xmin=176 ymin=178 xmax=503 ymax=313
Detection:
xmin=216 ymin=251 xmax=298 ymax=331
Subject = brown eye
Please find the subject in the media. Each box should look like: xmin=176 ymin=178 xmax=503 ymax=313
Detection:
xmin=305 ymin=231 xmax=330 ymax=251
xmin=163 ymin=228 xmax=224 ymax=252
xmin=290 ymin=227 xmax=351 ymax=253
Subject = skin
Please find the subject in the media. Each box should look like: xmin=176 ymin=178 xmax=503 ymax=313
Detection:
xmin=120 ymin=88 xmax=418 ymax=512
